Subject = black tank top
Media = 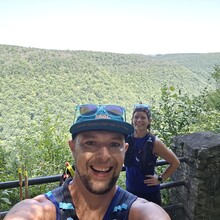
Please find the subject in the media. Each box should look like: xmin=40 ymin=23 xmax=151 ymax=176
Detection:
xmin=45 ymin=178 xmax=137 ymax=220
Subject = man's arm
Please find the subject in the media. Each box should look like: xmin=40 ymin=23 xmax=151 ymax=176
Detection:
xmin=4 ymin=195 xmax=56 ymax=220
xmin=129 ymin=198 xmax=171 ymax=220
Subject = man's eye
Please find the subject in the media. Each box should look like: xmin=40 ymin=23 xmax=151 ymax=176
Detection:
xmin=109 ymin=142 xmax=121 ymax=148
xmin=85 ymin=141 xmax=96 ymax=146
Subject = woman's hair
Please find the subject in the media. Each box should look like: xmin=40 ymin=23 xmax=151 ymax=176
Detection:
xmin=131 ymin=106 xmax=151 ymax=131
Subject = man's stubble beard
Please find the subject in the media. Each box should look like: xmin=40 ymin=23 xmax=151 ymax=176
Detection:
xmin=75 ymin=166 xmax=119 ymax=195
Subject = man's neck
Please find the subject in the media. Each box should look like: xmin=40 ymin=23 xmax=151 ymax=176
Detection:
xmin=68 ymin=178 xmax=117 ymax=220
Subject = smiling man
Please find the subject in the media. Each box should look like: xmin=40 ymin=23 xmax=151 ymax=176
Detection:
xmin=5 ymin=104 xmax=170 ymax=220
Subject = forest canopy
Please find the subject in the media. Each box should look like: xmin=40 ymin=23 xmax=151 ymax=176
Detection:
xmin=0 ymin=44 xmax=220 ymax=210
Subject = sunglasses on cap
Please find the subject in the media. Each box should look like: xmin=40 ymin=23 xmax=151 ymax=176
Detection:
xmin=70 ymin=104 xmax=134 ymax=137
xmin=73 ymin=104 xmax=126 ymax=122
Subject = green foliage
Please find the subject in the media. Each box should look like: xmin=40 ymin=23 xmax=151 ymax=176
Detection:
xmin=6 ymin=110 xmax=71 ymax=179
xmin=150 ymin=86 xmax=207 ymax=145
xmin=118 ymin=172 xmax=126 ymax=189
xmin=1 ymin=45 xmax=220 ymax=210
xmin=147 ymin=83 xmax=219 ymax=205
xmin=212 ymin=65 xmax=220 ymax=84
xmin=0 ymin=190 xmax=12 ymax=211
xmin=207 ymin=65 xmax=220 ymax=111
xmin=0 ymin=111 xmax=72 ymax=211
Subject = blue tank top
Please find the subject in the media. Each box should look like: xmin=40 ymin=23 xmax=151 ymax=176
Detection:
xmin=126 ymin=135 xmax=160 ymax=194
xmin=45 ymin=178 xmax=137 ymax=220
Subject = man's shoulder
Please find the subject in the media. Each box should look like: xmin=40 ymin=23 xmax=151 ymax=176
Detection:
xmin=129 ymin=198 xmax=171 ymax=220
xmin=4 ymin=196 xmax=56 ymax=220
xmin=27 ymin=195 xmax=56 ymax=212
xmin=34 ymin=194 xmax=52 ymax=203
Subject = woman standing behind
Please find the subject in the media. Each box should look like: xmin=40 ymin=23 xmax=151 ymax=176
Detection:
xmin=124 ymin=103 xmax=180 ymax=206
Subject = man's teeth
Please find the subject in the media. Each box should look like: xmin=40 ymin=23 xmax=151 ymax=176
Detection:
xmin=92 ymin=167 xmax=111 ymax=172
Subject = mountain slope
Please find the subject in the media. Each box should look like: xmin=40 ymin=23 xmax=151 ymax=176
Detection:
xmin=0 ymin=44 xmax=220 ymax=149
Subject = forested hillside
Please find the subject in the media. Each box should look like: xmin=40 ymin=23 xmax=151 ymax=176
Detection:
xmin=155 ymin=53 xmax=220 ymax=79
xmin=0 ymin=44 xmax=220 ymax=151
xmin=1 ymin=44 xmax=220 ymax=210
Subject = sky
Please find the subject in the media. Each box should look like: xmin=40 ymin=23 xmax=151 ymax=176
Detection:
xmin=0 ymin=0 xmax=220 ymax=55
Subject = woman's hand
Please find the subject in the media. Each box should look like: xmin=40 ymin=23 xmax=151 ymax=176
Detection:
xmin=144 ymin=175 xmax=160 ymax=186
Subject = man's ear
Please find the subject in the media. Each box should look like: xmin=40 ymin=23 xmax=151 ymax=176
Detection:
xmin=124 ymin=143 xmax=129 ymax=152
xmin=68 ymin=139 xmax=75 ymax=152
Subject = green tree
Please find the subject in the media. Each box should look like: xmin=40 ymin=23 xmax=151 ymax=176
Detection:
xmin=151 ymin=85 xmax=208 ymax=146
xmin=208 ymin=65 xmax=220 ymax=110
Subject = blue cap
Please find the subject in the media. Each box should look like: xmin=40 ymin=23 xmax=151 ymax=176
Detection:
xmin=70 ymin=105 xmax=134 ymax=137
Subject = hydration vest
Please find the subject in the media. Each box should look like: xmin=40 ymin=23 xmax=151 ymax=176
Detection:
xmin=124 ymin=133 xmax=156 ymax=175
xmin=45 ymin=178 xmax=137 ymax=220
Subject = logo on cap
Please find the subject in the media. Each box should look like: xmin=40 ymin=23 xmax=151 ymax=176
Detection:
xmin=95 ymin=114 xmax=111 ymax=119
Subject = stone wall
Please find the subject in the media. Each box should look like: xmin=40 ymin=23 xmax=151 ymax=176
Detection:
xmin=169 ymin=132 xmax=220 ymax=220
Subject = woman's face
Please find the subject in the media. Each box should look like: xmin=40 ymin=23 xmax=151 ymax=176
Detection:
xmin=132 ymin=111 xmax=151 ymax=131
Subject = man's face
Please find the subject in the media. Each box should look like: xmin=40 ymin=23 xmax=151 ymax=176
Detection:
xmin=69 ymin=130 xmax=128 ymax=195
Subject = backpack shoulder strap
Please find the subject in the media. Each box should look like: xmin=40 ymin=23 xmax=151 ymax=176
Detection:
xmin=124 ymin=135 xmax=134 ymax=167
xmin=45 ymin=178 xmax=79 ymax=220
xmin=104 ymin=187 xmax=137 ymax=220
xmin=140 ymin=133 xmax=156 ymax=174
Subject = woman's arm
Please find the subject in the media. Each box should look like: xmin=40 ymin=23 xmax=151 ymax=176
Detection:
xmin=145 ymin=138 xmax=180 ymax=185
xmin=154 ymin=138 xmax=180 ymax=181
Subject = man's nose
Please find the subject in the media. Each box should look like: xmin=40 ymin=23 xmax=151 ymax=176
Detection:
xmin=96 ymin=146 xmax=111 ymax=159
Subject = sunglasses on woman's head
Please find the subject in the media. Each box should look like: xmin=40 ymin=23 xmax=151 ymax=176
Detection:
xmin=134 ymin=104 xmax=150 ymax=110
xmin=133 ymin=103 xmax=151 ymax=119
